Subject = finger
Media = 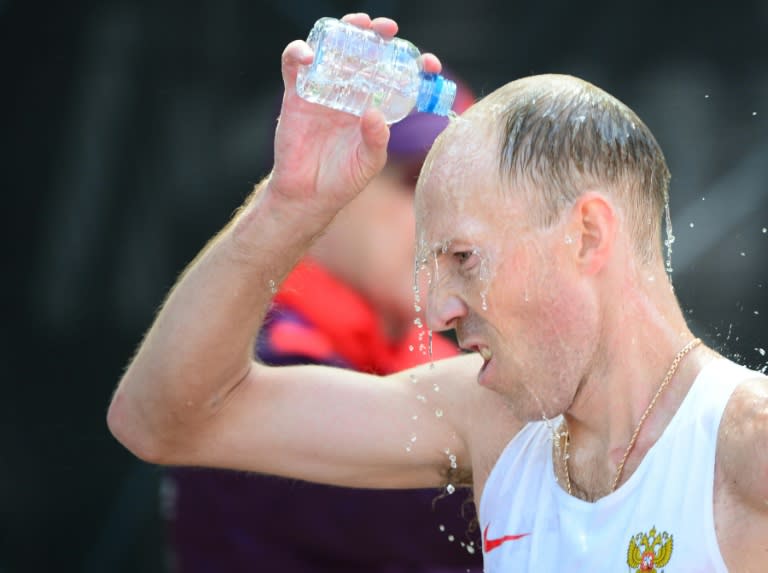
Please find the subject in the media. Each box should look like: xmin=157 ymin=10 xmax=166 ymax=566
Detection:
xmin=419 ymin=53 xmax=442 ymax=75
xmin=359 ymin=108 xmax=390 ymax=175
xmin=281 ymin=39 xmax=313 ymax=91
xmin=340 ymin=13 xmax=372 ymax=28
xmin=370 ymin=17 xmax=398 ymax=38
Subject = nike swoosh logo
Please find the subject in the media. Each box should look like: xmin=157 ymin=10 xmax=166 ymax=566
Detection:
xmin=483 ymin=524 xmax=530 ymax=553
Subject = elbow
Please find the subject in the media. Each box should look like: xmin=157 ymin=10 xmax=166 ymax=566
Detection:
xmin=107 ymin=391 xmax=171 ymax=465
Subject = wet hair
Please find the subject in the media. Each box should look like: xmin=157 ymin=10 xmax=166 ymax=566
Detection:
xmin=490 ymin=75 xmax=670 ymax=262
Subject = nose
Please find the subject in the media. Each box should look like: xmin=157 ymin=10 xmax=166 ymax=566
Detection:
xmin=426 ymin=288 xmax=468 ymax=332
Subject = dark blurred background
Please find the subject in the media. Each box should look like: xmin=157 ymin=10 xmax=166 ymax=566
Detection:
xmin=1 ymin=0 xmax=766 ymax=571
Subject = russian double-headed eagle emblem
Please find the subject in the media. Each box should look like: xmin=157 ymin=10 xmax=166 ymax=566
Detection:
xmin=627 ymin=526 xmax=673 ymax=572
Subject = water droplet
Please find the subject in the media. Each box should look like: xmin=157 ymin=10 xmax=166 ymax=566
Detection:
xmin=762 ymin=227 xmax=767 ymax=234
xmin=689 ymin=222 xmax=695 ymax=228
xmin=438 ymin=524 xmax=445 ymax=532
xmin=740 ymin=251 xmax=746 ymax=257
xmin=412 ymin=414 xmax=419 ymax=420
xmin=435 ymin=408 xmax=444 ymax=417
xmin=432 ymin=383 xmax=440 ymax=392
xmin=756 ymin=347 xmax=766 ymax=356
xmin=268 ymin=279 xmax=277 ymax=294
xmin=664 ymin=199 xmax=675 ymax=275
xmin=405 ymin=445 xmax=412 ymax=452
xmin=408 ymin=345 xmax=414 ymax=351
xmin=754 ymin=310 xmax=760 ymax=316
xmin=466 ymin=545 xmax=476 ymax=554
xmin=409 ymin=374 xmax=418 ymax=384
xmin=752 ymin=111 xmax=758 ymax=116
xmin=416 ymin=394 xmax=427 ymax=403
xmin=704 ymin=94 xmax=710 ymax=99
xmin=410 ymin=434 xmax=417 ymax=443
xmin=564 ymin=234 xmax=574 ymax=245
xmin=448 ymin=535 xmax=455 ymax=542
xmin=446 ymin=484 xmax=456 ymax=494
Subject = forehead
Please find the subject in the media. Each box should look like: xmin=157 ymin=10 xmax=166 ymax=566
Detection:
xmin=414 ymin=115 xmax=524 ymax=245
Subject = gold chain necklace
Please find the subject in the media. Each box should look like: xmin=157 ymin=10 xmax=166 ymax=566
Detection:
xmin=560 ymin=337 xmax=702 ymax=497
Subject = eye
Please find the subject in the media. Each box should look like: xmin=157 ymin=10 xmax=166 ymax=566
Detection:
xmin=453 ymin=250 xmax=479 ymax=270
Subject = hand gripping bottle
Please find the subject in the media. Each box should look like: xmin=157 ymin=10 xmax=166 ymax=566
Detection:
xmin=296 ymin=17 xmax=457 ymax=124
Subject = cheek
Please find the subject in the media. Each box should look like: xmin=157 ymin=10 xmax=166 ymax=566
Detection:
xmin=533 ymin=279 xmax=599 ymax=387
xmin=494 ymin=255 xmax=594 ymax=345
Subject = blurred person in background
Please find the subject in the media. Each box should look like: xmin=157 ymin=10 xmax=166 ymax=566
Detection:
xmin=161 ymin=76 xmax=482 ymax=573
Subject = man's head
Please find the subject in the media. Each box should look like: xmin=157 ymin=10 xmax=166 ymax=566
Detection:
xmin=416 ymin=74 xmax=673 ymax=418
xmin=420 ymin=74 xmax=670 ymax=260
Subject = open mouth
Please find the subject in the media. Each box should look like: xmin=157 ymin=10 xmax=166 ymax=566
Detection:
xmin=479 ymin=352 xmax=492 ymax=377
xmin=466 ymin=344 xmax=493 ymax=377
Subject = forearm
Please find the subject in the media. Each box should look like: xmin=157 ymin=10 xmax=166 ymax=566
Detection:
xmin=108 ymin=177 xmax=331 ymax=461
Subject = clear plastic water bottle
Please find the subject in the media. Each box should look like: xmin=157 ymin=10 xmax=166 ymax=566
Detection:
xmin=296 ymin=17 xmax=457 ymax=124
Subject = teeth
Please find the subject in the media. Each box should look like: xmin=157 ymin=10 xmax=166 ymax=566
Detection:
xmin=479 ymin=347 xmax=493 ymax=361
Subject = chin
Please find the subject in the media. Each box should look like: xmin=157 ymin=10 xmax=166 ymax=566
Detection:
xmin=489 ymin=368 xmax=565 ymax=422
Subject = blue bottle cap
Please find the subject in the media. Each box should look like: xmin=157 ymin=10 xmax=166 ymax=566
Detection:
xmin=416 ymin=73 xmax=457 ymax=116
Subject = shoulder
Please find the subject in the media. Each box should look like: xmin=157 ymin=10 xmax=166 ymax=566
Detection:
xmin=718 ymin=373 xmax=768 ymax=511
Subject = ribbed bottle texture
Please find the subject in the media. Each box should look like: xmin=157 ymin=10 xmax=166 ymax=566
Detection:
xmin=296 ymin=17 xmax=456 ymax=124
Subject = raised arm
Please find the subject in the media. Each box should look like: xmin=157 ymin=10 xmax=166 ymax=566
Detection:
xmin=106 ymin=15 xmax=504 ymax=489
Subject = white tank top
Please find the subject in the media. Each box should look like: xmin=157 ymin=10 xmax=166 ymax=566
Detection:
xmin=479 ymin=358 xmax=757 ymax=572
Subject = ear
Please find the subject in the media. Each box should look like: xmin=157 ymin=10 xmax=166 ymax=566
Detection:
xmin=569 ymin=191 xmax=617 ymax=275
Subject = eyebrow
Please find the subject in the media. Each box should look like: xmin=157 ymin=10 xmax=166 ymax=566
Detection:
xmin=430 ymin=240 xmax=453 ymax=256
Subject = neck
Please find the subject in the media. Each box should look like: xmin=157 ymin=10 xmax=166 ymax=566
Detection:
xmin=560 ymin=261 xmax=709 ymax=497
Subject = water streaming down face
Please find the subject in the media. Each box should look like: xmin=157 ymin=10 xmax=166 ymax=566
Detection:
xmin=494 ymin=234 xmax=587 ymax=426
xmin=413 ymin=226 xmax=575 ymax=435
xmin=412 ymin=103 xmax=581 ymax=441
